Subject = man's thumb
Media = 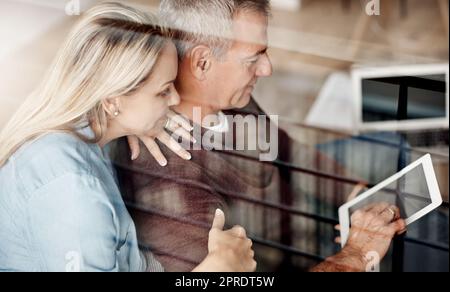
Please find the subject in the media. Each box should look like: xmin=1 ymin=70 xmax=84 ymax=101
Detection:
xmin=211 ymin=209 xmax=225 ymax=230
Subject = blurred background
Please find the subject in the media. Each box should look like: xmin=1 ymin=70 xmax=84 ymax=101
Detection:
xmin=0 ymin=0 xmax=448 ymax=272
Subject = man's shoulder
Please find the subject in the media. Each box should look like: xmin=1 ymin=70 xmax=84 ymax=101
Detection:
xmin=118 ymin=140 xmax=230 ymax=182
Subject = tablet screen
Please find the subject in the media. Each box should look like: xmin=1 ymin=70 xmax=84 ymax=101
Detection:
xmin=349 ymin=163 xmax=432 ymax=220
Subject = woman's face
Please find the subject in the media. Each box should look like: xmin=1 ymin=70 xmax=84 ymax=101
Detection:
xmin=115 ymin=42 xmax=180 ymax=137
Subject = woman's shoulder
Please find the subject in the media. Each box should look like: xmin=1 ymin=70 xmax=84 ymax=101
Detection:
xmin=13 ymin=131 xmax=92 ymax=165
xmin=7 ymin=131 xmax=103 ymax=196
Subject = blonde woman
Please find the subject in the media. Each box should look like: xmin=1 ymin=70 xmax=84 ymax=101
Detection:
xmin=0 ymin=2 xmax=256 ymax=272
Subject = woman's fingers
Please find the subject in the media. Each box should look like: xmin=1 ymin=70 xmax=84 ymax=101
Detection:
xmin=248 ymin=259 xmax=257 ymax=272
xmin=126 ymin=112 xmax=193 ymax=167
xmin=140 ymin=136 xmax=167 ymax=167
xmin=157 ymin=131 xmax=192 ymax=161
xmin=205 ymin=209 xmax=256 ymax=272
xmin=228 ymin=225 xmax=247 ymax=238
xmin=211 ymin=209 xmax=225 ymax=231
xmin=129 ymin=132 xmax=190 ymax=166
xmin=127 ymin=135 xmax=141 ymax=161
xmin=168 ymin=110 xmax=193 ymax=132
xmin=166 ymin=111 xmax=195 ymax=143
xmin=172 ymin=126 xmax=196 ymax=144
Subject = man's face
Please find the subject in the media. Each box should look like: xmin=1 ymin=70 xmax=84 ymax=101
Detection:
xmin=208 ymin=10 xmax=273 ymax=110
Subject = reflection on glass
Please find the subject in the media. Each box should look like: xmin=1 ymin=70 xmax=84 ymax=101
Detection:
xmin=362 ymin=75 xmax=446 ymax=122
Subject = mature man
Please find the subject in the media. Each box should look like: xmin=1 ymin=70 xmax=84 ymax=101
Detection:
xmin=114 ymin=0 xmax=406 ymax=272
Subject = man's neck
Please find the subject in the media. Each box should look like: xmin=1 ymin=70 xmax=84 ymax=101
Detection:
xmin=173 ymin=98 xmax=221 ymax=126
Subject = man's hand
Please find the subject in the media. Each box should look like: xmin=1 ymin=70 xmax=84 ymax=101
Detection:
xmin=343 ymin=203 xmax=407 ymax=269
xmin=127 ymin=110 xmax=195 ymax=166
xmin=312 ymin=202 xmax=407 ymax=272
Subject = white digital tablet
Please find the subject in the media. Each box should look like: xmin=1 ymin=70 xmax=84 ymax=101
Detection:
xmin=352 ymin=63 xmax=449 ymax=132
xmin=338 ymin=154 xmax=443 ymax=247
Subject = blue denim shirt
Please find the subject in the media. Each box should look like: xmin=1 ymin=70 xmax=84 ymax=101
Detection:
xmin=0 ymin=127 xmax=162 ymax=272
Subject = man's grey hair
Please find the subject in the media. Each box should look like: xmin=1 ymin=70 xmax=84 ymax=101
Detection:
xmin=159 ymin=0 xmax=271 ymax=59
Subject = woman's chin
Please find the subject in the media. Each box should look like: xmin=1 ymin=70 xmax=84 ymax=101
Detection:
xmin=131 ymin=125 xmax=158 ymax=138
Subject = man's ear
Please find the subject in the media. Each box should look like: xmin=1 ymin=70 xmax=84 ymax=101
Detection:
xmin=101 ymin=96 xmax=122 ymax=117
xmin=189 ymin=45 xmax=213 ymax=81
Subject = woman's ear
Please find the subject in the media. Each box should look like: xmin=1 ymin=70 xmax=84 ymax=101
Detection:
xmin=101 ymin=97 xmax=122 ymax=117
xmin=189 ymin=45 xmax=213 ymax=81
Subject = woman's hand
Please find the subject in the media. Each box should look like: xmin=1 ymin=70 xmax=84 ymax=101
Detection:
xmin=193 ymin=209 xmax=257 ymax=272
xmin=127 ymin=110 xmax=195 ymax=166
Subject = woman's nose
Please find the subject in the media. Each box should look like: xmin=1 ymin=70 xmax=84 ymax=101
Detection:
xmin=168 ymin=88 xmax=181 ymax=107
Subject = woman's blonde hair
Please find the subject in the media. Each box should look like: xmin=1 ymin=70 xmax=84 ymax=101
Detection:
xmin=0 ymin=2 xmax=170 ymax=167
